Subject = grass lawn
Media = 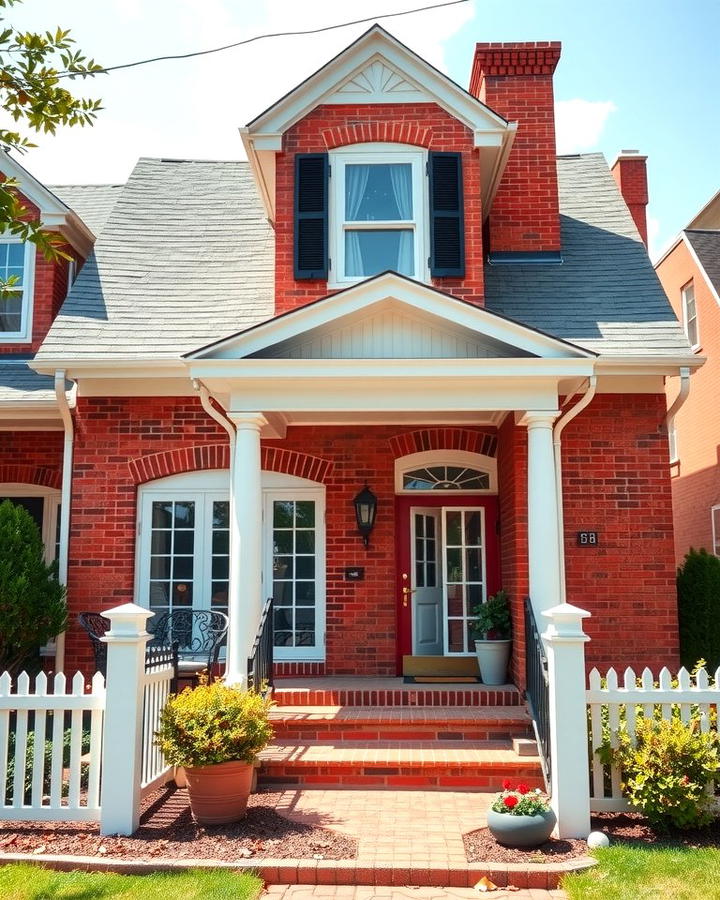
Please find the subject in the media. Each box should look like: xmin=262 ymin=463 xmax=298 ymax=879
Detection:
xmin=563 ymin=845 xmax=720 ymax=899
xmin=0 ymin=864 xmax=263 ymax=899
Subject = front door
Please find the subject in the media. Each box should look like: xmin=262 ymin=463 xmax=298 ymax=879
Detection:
xmin=396 ymin=495 xmax=500 ymax=668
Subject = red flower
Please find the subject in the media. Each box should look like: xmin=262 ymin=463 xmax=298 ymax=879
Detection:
xmin=502 ymin=779 xmax=512 ymax=791
xmin=503 ymin=795 xmax=518 ymax=809
xmin=516 ymin=783 xmax=529 ymax=795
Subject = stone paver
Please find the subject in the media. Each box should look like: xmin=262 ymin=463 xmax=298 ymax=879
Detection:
xmin=263 ymin=886 xmax=567 ymax=899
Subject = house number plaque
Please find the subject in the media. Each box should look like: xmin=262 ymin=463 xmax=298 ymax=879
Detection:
xmin=345 ymin=567 xmax=365 ymax=581
xmin=577 ymin=531 xmax=599 ymax=546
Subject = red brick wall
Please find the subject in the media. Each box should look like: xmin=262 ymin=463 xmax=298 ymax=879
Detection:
xmin=656 ymin=240 xmax=719 ymax=562
xmin=0 ymin=430 xmax=63 ymax=488
xmin=470 ymin=43 xmax=561 ymax=253
xmin=611 ymin=156 xmax=649 ymax=246
xmin=275 ymin=102 xmax=484 ymax=314
xmin=562 ymin=393 xmax=679 ymax=672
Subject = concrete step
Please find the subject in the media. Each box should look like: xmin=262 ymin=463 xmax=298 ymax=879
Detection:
xmin=257 ymin=740 xmax=544 ymax=791
xmin=270 ymin=705 xmax=533 ymax=743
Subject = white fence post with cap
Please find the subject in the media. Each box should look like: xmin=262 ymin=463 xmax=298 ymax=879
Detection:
xmin=99 ymin=602 xmax=153 ymax=836
xmin=542 ymin=602 xmax=592 ymax=839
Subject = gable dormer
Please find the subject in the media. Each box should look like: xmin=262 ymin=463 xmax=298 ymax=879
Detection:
xmin=0 ymin=154 xmax=95 ymax=354
xmin=241 ymin=25 xmax=517 ymax=314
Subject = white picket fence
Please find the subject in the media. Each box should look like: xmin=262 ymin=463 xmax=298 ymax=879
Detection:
xmin=0 ymin=604 xmax=176 ymax=834
xmin=586 ymin=665 xmax=720 ymax=812
xmin=0 ymin=671 xmax=105 ymax=821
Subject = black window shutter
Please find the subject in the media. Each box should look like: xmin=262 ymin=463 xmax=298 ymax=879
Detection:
xmin=294 ymin=153 xmax=329 ymax=280
xmin=429 ymin=152 xmax=465 ymax=277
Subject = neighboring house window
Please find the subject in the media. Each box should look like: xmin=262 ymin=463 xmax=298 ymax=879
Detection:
xmin=0 ymin=240 xmax=35 ymax=342
xmin=713 ymin=506 xmax=720 ymax=556
xmin=682 ymin=281 xmax=699 ymax=349
xmin=66 ymin=257 xmax=77 ymax=296
xmin=668 ymin=421 xmax=679 ymax=465
xmin=330 ymin=146 xmax=426 ymax=285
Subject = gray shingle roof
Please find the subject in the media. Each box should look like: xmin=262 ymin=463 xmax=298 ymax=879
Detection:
xmin=484 ymin=153 xmax=693 ymax=357
xmin=35 ymin=152 xmax=691 ymax=362
xmin=0 ymin=359 xmax=56 ymax=402
xmin=35 ymin=158 xmax=274 ymax=359
xmin=684 ymin=230 xmax=720 ymax=298
xmin=49 ymin=183 xmax=123 ymax=237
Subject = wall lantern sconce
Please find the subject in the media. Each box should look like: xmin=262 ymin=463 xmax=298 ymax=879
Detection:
xmin=353 ymin=484 xmax=377 ymax=548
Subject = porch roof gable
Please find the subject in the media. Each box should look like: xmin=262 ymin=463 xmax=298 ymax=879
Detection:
xmin=185 ymin=272 xmax=597 ymax=362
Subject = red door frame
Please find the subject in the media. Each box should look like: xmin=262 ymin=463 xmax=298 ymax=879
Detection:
xmin=394 ymin=494 xmax=501 ymax=674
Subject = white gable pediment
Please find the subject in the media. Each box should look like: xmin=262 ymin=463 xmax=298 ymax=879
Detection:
xmin=328 ymin=55 xmax=428 ymax=104
xmin=187 ymin=273 xmax=594 ymax=363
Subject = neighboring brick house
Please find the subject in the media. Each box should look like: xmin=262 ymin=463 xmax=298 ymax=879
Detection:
xmin=655 ymin=190 xmax=720 ymax=563
xmin=1 ymin=25 xmax=696 ymax=685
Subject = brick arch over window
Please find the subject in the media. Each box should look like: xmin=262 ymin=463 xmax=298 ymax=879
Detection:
xmin=389 ymin=428 xmax=498 ymax=459
xmin=0 ymin=464 xmax=61 ymax=490
xmin=129 ymin=444 xmax=333 ymax=485
xmin=321 ymin=122 xmax=433 ymax=150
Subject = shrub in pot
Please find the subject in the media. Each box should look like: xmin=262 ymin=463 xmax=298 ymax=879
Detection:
xmin=155 ymin=679 xmax=274 ymax=824
xmin=486 ymin=780 xmax=556 ymax=847
xmin=471 ymin=590 xmax=511 ymax=685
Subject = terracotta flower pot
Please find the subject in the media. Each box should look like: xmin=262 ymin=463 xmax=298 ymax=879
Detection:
xmin=184 ymin=759 xmax=254 ymax=824
xmin=486 ymin=807 xmax=557 ymax=847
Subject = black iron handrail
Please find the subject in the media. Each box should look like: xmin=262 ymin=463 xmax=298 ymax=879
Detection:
xmin=524 ymin=597 xmax=551 ymax=791
xmin=145 ymin=640 xmax=179 ymax=694
xmin=247 ymin=597 xmax=274 ymax=695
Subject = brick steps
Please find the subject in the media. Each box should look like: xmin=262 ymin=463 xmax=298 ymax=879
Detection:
xmin=270 ymin=705 xmax=533 ymax=743
xmin=257 ymin=740 xmax=544 ymax=790
xmin=273 ymin=684 xmax=523 ymax=708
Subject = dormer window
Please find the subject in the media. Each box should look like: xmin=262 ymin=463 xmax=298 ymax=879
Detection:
xmin=294 ymin=145 xmax=464 ymax=284
xmin=0 ymin=240 xmax=35 ymax=342
xmin=333 ymin=147 xmax=425 ymax=283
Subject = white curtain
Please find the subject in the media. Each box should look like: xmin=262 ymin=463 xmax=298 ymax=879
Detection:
xmin=345 ymin=165 xmax=371 ymax=220
xmin=396 ymin=230 xmax=414 ymax=275
xmin=389 ymin=164 xmax=412 ymax=220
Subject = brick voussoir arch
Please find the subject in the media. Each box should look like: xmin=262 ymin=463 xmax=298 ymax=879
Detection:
xmin=0 ymin=464 xmax=61 ymax=490
xmin=389 ymin=428 xmax=498 ymax=460
xmin=321 ymin=121 xmax=433 ymax=150
xmin=129 ymin=444 xmax=333 ymax=485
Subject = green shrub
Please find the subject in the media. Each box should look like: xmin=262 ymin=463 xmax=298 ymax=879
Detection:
xmin=471 ymin=589 xmax=512 ymax=640
xmin=4 ymin=723 xmax=91 ymax=803
xmin=155 ymin=680 xmax=274 ymax=768
xmin=677 ymin=548 xmax=720 ymax=672
xmin=598 ymin=717 xmax=720 ymax=830
xmin=0 ymin=500 xmax=67 ymax=676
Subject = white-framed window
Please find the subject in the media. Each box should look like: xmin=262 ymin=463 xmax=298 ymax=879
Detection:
xmin=0 ymin=484 xmax=61 ymax=562
xmin=136 ymin=470 xmax=326 ymax=661
xmin=713 ymin=507 xmax=720 ymax=557
xmin=668 ymin=421 xmax=679 ymax=465
xmin=329 ymin=144 xmax=427 ymax=287
xmin=682 ymin=281 xmax=699 ymax=350
xmin=395 ymin=450 xmax=498 ymax=495
xmin=0 ymin=240 xmax=35 ymax=342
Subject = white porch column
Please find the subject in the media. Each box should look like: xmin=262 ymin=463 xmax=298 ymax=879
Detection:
xmin=523 ymin=410 xmax=561 ymax=613
xmin=542 ymin=603 xmax=592 ymax=838
xmin=225 ymin=410 xmax=267 ymax=686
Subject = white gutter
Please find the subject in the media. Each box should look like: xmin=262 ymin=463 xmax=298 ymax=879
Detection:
xmin=552 ymin=376 xmax=598 ymax=603
xmin=665 ymin=366 xmax=691 ymax=460
xmin=192 ymin=379 xmax=236 ymax=474
xmin=54 ymin=370 xmax=76 ymax=673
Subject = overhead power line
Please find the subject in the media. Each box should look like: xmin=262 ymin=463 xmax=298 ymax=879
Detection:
xmin=60 ymin=0 xmax=469 ymax=77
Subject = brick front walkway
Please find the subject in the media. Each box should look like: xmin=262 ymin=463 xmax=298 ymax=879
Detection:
xmin=264 ymin=886 xmax=567 ymax=899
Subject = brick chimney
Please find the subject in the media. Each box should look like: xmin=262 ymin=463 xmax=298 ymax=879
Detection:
xmin=611 ymin=150 xmax=649 ymax=247
xmin=470 ymin=42 xmax=562 ymax=253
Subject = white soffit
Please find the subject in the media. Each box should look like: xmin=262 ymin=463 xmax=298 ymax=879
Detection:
xmin=240 ymin=25 xmax=515 ymax=223
xmin=187 ymin=273 xmax=593 ymax=362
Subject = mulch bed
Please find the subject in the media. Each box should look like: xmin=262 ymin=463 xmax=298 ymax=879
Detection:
xmin=0 ymin=786 xmax=357 ymax=862
xmin=464 ymin=812 xmax=720 ymax=864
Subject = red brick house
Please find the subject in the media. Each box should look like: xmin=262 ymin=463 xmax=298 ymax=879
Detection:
xmin=655 ymin=190 xmax=719 ymax=562
xmin=1 ymin=26 xmax=695 ymax=687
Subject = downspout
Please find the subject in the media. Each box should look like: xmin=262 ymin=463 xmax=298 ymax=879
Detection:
xmin=54 ymin=370 xmax=76 ymax=673
xmin=664 ymin=367 xmax=691 ymax=459
xmin=553 ymin=375 xmax=598 ymax=603
xmin=192 ymin=379 xmax=236 ymax=466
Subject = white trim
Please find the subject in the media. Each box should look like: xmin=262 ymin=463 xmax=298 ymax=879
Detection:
xmin=328 ymin=144 xmax=428 ymax=288
xmin=712 ymin=506 xmax=720 ymax=557
xmin=395 ymin=450 xmax=497 ymax=494
xmin=681 ymin=280 xmax=700 ymax=351
xmin=0 ymin=483 xmax=61 ymax=563
xmin=681 ymin=233 xmax=720 ymax=308
xmin=0 ymin=240 xmax=35 ymax=343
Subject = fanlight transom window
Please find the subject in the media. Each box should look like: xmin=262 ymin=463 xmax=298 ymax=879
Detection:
xmin=403 ymin=466 xmax=490 ymax=491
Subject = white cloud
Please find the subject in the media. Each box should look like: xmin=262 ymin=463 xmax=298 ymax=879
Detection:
xmin=555 ymin=99 xmax=617 ymax=154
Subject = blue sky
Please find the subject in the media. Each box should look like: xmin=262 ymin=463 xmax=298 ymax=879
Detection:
xmin=9 ymin=0 xmax=720 ymax=259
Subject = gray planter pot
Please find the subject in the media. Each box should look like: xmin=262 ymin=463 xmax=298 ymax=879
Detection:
xmin=474 ymin=639 xmax=511 ymax=685
xmin=486 ymin=807 xmax=557 ymax=848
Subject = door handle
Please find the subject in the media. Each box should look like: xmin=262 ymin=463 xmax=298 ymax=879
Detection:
xmin=401 ymin=573 xmax=416 ymax=607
